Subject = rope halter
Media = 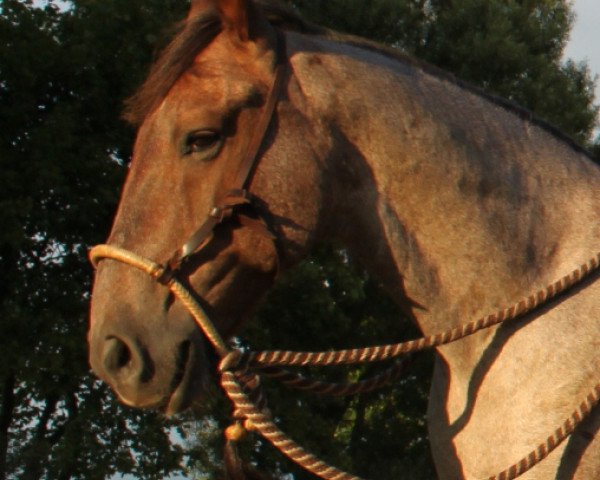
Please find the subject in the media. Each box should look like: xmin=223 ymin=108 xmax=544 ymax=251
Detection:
xmin=90 ymin=244 xmax=600 ymax=480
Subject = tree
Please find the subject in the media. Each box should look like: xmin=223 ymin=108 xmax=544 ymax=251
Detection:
xmin=289 ymin=0 xmax=598 ymax=145
xmin=419 ymin=0 xmax=597 ymax=144
xmin=0 ymin=1 xmax=191 ymax=478
xmin=1 ymin=0 xmax=597 ymax=479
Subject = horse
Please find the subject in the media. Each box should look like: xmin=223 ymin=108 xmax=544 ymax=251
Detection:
xmin=88 ymin=0 xmax=600 ymax=478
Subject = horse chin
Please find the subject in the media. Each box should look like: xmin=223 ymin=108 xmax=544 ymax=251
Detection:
xmin=163 ymin=339 xmax=212 ymax=417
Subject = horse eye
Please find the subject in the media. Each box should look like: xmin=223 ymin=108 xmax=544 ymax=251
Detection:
xmin=185 ymin=130 xmax=222 ymax=155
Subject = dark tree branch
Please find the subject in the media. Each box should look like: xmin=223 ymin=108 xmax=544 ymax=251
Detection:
xmin=0 ymin=373 xmax=16 ymax=480
xmin=21 ymin=394 xmax=59 ymax=480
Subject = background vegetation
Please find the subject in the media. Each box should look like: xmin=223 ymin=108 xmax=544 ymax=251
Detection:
xmin=0 ymin=0 xmax=597 ymax=478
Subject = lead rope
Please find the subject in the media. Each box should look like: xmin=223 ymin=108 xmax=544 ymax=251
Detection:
xmin=247 ymin=252 xmax=600 ymax=368
xmin=90 ymin=245 xmax=600 ymax=480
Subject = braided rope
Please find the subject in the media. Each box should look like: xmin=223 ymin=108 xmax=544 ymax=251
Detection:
xmin=221 ymin=371 xmax=363 ymax=480
xmin=249 ymin=253 xmax=600 ymax=368
xmin=91 ymin=245 xmax=363 ymax=479
xmin=487 ymin=384 xmax=600 ymax=480
xmin=90 ymin=245 xmax=600 ymax=480
xmin=89 ymin=245 xmax=230 ymax=357
xmin=259 ymin=360 xmax=409 ymax=396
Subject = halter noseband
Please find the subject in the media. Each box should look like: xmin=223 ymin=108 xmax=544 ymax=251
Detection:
xmin=157 ymin=31 xmax=288 ymax=284
xmin=89 ymin=27 xmax=600 ymax=480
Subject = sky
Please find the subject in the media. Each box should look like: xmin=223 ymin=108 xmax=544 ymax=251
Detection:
xmin=564 ymin=0 xmax=600 ymax=113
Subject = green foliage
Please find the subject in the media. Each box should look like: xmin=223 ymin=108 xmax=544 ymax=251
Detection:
xmin=1 ymin=0 xmax=598 ymax=479
xmin=419 ymin=0 xmax=597 ymax=143
xmin=0 ymin=0 xmax=191 ymax=478
xmin=185 ymin=247 xmax=434 ymax=480
xmin=291 ymin=0 xmax=427 ymax=47
xmin=289 ymin=0 xmax=598 ymax=145
xmin=244 ymin=247 xmax=435 ymax=480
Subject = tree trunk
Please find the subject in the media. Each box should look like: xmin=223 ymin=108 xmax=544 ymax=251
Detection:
xmin=21 ymin=394 xmax=59 ymax=480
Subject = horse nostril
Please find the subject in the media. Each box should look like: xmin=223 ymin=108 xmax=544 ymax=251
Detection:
xmin=103 ymin=337 xmax=133 ymax=376
xmin=101 ymin=336 xmax=155 ymax=385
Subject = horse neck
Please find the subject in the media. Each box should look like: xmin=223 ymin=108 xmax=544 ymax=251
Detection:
xmin=289 ymin=33 xmax=600 ymax=336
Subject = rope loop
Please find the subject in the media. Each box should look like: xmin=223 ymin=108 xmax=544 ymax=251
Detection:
xmin=225 ymin=421 xmax=248 ymax=442
xmin=220 ymin=349 xmax=245 ymax=373
xmin=89 ymin=244 xmax=600 ymax=480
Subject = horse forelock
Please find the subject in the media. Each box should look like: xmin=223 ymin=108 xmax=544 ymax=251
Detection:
xmin=123 ymin=11 xmax=222 ymax=126
xmin=122 ymin=1 xmax=329 ymax=127
xmin=124 ymin=0 xmax=593 ymax=161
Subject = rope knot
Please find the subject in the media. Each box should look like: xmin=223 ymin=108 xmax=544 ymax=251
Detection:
xmin=219 ymin=349 xmax=245 ymax=373
xmin=231 ymin=407 xmax=260 ymax=434
xmin=231 ymin=407 xmax=260 ymax=432
xmin=225 ymin=421 xmax=247 ymax=442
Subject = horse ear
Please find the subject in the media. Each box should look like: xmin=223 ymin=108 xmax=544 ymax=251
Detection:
xmin=188 ymin=0 xmax=266 ymax=44
xmin=188 ymin=0 xmax=214 ymax=21
xmin=218 ymin=0 xmax=256 ymax=42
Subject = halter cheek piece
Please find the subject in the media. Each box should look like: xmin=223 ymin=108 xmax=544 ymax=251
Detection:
xmin=89 ymin=29 xmax=600 ymax=480
xmin=157 ymin=32 xmax=288 ymax=284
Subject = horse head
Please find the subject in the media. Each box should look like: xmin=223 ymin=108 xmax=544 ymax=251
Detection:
xmin=88 ymin=0 xmax=329 ymax=414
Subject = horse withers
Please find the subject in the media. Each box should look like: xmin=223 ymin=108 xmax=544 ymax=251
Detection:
xmin=88 ymin=1 xmax=600 ymax=478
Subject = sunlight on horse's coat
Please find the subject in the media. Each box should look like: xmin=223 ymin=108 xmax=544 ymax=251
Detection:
xmin=88 ymin=1 xmax=600 ymax=478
